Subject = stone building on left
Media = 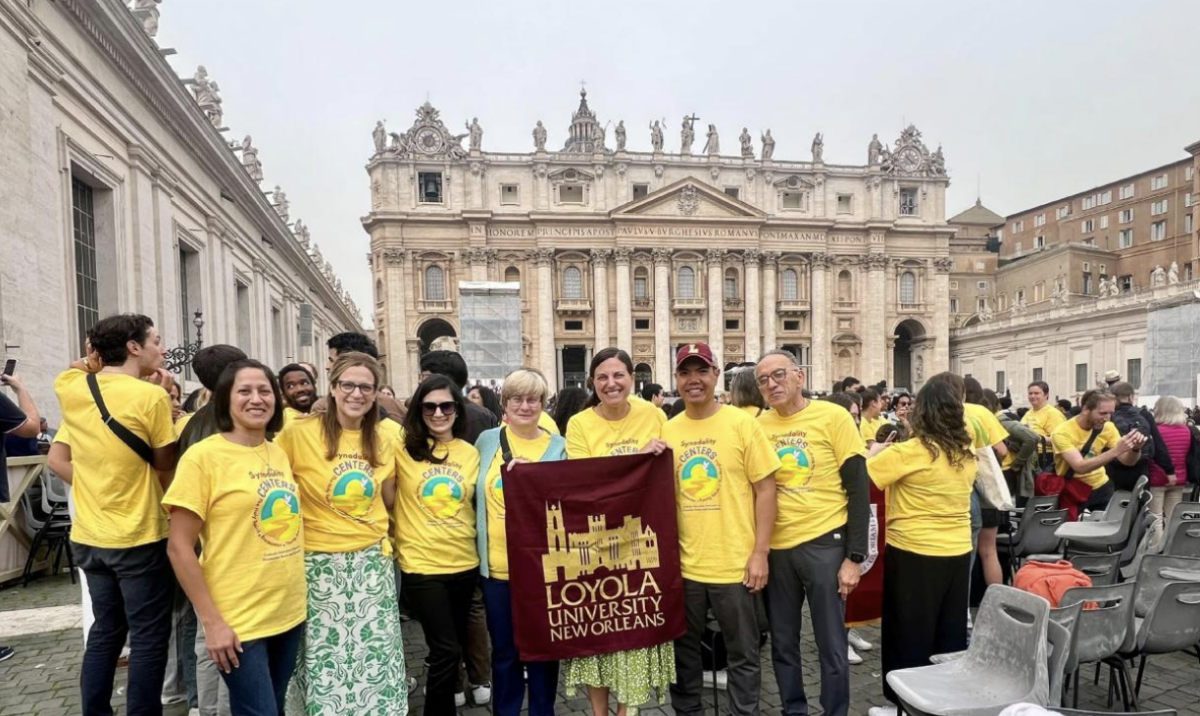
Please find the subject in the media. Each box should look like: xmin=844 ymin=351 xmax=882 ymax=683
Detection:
xmin=0 ymin=0 xmax=362 ymax=416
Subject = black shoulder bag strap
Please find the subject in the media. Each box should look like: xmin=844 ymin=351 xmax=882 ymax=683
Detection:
xmin=1063 ymin=428 xmax=1102 ymax=481
xmin=86 ymin=373 xmax=155 ymax=465
xmin=498 ymin=426 xmax=513 ymax=464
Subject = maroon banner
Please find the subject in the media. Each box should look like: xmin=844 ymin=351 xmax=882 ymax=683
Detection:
xmin=845 ymin=481 xmax=886 ymax=624
xmin=504 ymin=451 xmax=686 ymax=661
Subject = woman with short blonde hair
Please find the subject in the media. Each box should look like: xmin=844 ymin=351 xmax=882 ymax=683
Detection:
xmin=1149 ymin=395 xmax=1192 ymax=547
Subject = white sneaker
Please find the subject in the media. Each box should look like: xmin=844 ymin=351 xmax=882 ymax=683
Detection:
xmin=847 ymin=629 xmax=874 ymax=651
xmin=848 ymin=645 xmax=863 ymax=665
xmin=701 ymin=669 xmax=728 ymax=690
xmin=470 ymin=683 xmax=491 ymax=705
xmin=454 ymin=692 xmax=467 ymax=708
xmin=868 ymin=707 xmax=897 ymax=716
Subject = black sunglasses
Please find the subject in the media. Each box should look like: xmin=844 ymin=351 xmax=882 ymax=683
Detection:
xmin=421 ymin=401 xmax=457 ymax=417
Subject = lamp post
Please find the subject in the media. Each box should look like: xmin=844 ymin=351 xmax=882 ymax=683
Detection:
xmin=165 ymin=309 xmax=205 ymax=373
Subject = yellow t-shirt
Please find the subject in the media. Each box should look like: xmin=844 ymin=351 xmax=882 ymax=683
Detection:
xmin=484 ymin=429 xmax=552 ymax=580
xmin=738 ymin=405 xmax=764 ymax=420
xmin=162 ymin=434 xmax=306 ymax=641
xmin=868 ymin=438 xmax=977 ymax=556
xmin=759 ymin=400 xmax=867 ymax=550
xmin=54 ymin=370 xmax=176 ymax=548
xmin=663 ymin=405 xmax=781 ymax=583
xmin=566 ymin=398 xmax=668 ymax=458
xmin=393 ymin=438 xmax=480 ymax=574
xmin=281 ymin=407 xmax=305 ymax=428
xmin=1023 ymin=404 xmax=1066 ymax=438
xmin=174 ymin=412 xmax=195 ymax=439
xmin=275 ymin=417 xmax=395 ymax=553
xmin=965 ymin=403 xmax=1008 ymax=450
xmin=1052 ymin=419 xmax=1119 ymax=489
xmin=859 ymin=415 xmax=889 ymax=444
xmin=538 ymin=411 xmax=560 ymax=436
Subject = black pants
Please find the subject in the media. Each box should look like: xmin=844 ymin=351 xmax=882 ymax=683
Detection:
xmin=764 ymin=529 xmax=850 ymax=716
xmin=880 ymin=546 xmax=971 ymax=705
xmin=402 ymin=568 xmax=479 ymax=716
xmin=670 ymin=579 xmax=763 ymax=716
xmin=74 ymin=539 xmax=176 ymax=716
xmin=1085 ymin=481 xmax=1116 ymax=512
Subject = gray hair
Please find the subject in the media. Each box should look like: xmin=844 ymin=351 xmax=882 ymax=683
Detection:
xmin=759 ymin=349 xmax=800 ymax=366
xmin=729 ymin=367 xmax=766 ymax=409
xmin=1153 ymin=395 xmax=1187 ymax=426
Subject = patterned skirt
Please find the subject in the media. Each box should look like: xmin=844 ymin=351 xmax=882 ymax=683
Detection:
xmin=286 ymin=545 xmax=408 ymax=716
xmin=563 ymin=643 xmax=675 ymax=714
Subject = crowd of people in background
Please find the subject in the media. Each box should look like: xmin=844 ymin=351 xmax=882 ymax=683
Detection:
xmin=3 ymin=309 xmax=1199 ymax=716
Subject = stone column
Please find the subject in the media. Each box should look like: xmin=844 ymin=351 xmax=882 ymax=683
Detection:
xmin=467 ymin=248 xmax=488 ymax=282
xmin=810 ymin=253 xmax=831 ymax=391
xmin=706 ymin=249 xmax=725 ymax=361
xmin=862 ymin=250 xmax=888 ymax=382
xmin=614 ymin=248 xmax=633 ymax=355
xmin=531 ymin=248 xmax=558 ymax=393
xmin=652 ymin=248 xmax=673 ymax=385
xmin=761 ymin=252 xmax=779 ymax=354
xmin=591 ymin=248 xmax=612 ymax=348
xmin=383 ymin=249 xmax=411 ymax=394
xmin=744 ymin=250 xmax=762 ymax=362
xmin=932 ymin=257 xmax=952 ymax=374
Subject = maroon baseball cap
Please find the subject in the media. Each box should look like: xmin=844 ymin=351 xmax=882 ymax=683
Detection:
xmin=675 ymin=343 xmax=718 ymax=370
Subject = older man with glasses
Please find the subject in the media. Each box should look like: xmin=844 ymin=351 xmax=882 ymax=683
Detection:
xmin=754 ymin=350 xmax=870 ymax=716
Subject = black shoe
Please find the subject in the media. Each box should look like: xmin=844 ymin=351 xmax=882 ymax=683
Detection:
xmin=0 ymin=646 xmax=14 ymax=663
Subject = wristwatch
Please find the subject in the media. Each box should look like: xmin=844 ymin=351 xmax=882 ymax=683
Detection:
xmin=849 ymin=552 xmax=866 ymax=564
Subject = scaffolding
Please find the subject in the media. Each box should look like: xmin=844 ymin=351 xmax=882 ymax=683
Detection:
xmin=458 ymin=282 xmax=523 ymax=383
xmin=1143 ymin=300 xmax=1200 ymax=404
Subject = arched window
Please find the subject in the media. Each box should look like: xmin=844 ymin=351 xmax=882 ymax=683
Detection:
xmin=899 ymin=271 xmax=917 ymax=304
xmin=678 ymin=266 xmax=696 ymax=298
xmin=781 ymin=268 xmax=798 ymax=300
xmin=563 ymin=266 xmax=583 ymax=299
xmin=504 ymin=266 xmax=520 ymax=283
xmin=724 ymin=268 xmax=739 ymax=300
xmin=424 ymin=265 xmax=445 ymax=301
xmin=375 ymin=278 xmax=384 ymax=304
xmin=634 ymin=267 xmax=649 ymax=299
xmin=837 ymin=270 xmax=852 ymax=303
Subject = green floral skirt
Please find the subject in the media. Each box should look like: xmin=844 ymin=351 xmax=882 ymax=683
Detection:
xmin=563 ymin=643 xmax=675 ymax=714
xmin=287 ymin=545 xmax=408 ymax=716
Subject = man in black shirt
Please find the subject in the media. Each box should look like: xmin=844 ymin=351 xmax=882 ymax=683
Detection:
xmin=419 ymin=350 xmax=499 ymax=443
xmin=0 ymin=369 xmax=42 ymax=663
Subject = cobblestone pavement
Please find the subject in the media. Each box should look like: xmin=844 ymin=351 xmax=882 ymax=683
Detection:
xmin=2 ymin=573 xmax=1198 ymax=715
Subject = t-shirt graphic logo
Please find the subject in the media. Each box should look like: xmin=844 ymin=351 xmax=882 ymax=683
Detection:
xmin=775 ymin=445 xmax=813 ymax=490
xmin=419 ymin=472 xmax=465 ymax=520
xmin=488 ymin=474 xmax=506 ymax=517
xmin=330 ymin=469 xmax=375 ymax=518
xmin=680 ymin=455 xmax=721 ymax=501
xmin=255 ymin=488 xmax=302 ymax=546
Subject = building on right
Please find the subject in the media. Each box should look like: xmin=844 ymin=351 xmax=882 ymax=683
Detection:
xmin=949 ymin=140 xmax=1200 ymax=404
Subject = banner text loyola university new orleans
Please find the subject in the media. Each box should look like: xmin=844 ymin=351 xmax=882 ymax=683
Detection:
xmin=504 ymin=452 xmax=686 ymax=661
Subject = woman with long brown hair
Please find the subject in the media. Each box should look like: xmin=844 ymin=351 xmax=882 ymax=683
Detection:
xmin=865 ymin=375 xmax=976 ymax=716
xmin=275 ymin=352 xmax=407 ymax=714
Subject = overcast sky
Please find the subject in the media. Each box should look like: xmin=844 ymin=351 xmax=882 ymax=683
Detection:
xmin=157 ymin=0 xmax=1200 ymax=328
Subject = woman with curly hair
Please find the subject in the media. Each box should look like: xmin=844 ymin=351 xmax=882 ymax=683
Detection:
xmin=865 ymin=374 xmax=976 ymax=716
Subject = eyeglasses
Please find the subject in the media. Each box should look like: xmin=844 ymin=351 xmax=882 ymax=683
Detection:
xmin=421 ymin=401 xmax=457 ymax=417
xmin=335 ymin=381 xmax=376 ymax=396
xmin=755 ymin=368 xmax=794 ymax=388
xmin=506 ymin=396 xmax=542 ymax=407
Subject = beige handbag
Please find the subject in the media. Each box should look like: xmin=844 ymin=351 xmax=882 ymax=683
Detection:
xmin=975 ymin=445 xmax=1014 ymax=511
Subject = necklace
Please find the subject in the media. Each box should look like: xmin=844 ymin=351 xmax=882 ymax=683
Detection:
xmin=597 ymin=403 xmax=631 ymax=435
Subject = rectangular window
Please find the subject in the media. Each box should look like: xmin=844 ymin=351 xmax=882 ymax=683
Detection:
xmin=1186 ymin=193 xmax=1193 ymax=207
xmin=1187 ymin=166 xmax=1195 ymax=181
xmin=559 ymin=185 xmax=584 ymax=203
xmin=634 ymin=318 xmax=650 ymax=331
xmin=1186 ymin=214 xmax=1194 ymax=234
xmin=634 ymin=275 xmax=648 ymax=299
xmin=271 ymin=306 xmax=283 ymax=368
xmin=1119 ymin=229 xmax=1134 ymax=248
xmin=1082 ymin=195 xmax=1097 ymax=210
xmin=1127 ymin=358 xmax=1142 ymax=390
xmin=724 ymin=277 xmax=738 ymax=300
xmin=1033 ymin=367 xmax=1044 ymax=383
xmin=996 ymin=371 xmax=1006 ymax=393
xmin=1119 ymin=209 xmax=1133 ymax=223
xmin=235 ymin=280 xmax=252 ymax=350
xmin=1151 ymin=220 xmax=1167 ymax=242
xmin=500 ymin=184 xmax=519 ymax=205
xmin=1120 ymin=184 xmax=1135 ymax=200
xmin=724 ymin=187 xmax=739 ymax=200
xmin=1151 ymin=174 xmax=1168 ymax=190
xmin=1056 ymin=206 xmax=1071 ymax=220
xmin=781 ymin=191 xmax=803 ymax=209
xmin=632 ymin=184 xmax=649 ymax=200
xmin=1099 ymin=190 xmax=1112 ymax=205
xmin=1034 ymin=283 xmax=1044 ymax=302
xmin=976 ymin=281 xmax=987 ymax=289
xmin=418 ymin=172 xmax=443 ymax=203
xmin=1152 ymin=199 xmax=1168 ymax=215
xmin=1035 ymin=213 xmax=1046 ymax=227
xmin=950 ymin=297 xmax=959 ymax=313
xmin=1081 ymin=219 xmax=1094 ymax=233
xmin=783 ymin=319 xmax=801 ymax=331
xmin=1075 ymin=363 xmax=1089 ymax=392
xmin=1012 ymin=220 xmax=1024 ymax=233
xmin=977 ymin=297 xmax=987 ymax=312
xmin=72 ymin=179 xmax=100 ymax=355
xmin=1099 ymin=215 xmax=1109 ymax=229
xmin=899 ymin=188 xmax=917 ymax=216
xmin=1082 ymin=272 xmax=1092 ymax=295
xmin=1119 ymin=275 xmax=1132 ymax=292
xmin=724 ymin=319 xmax=739 ymax=331
xmin=1034 ymin=235 xmax=1045 ymax=249
xmin=837 ymin=194 xmax=853 ymax=214
xmin=564 ymin=320 xmax=584 ymax=331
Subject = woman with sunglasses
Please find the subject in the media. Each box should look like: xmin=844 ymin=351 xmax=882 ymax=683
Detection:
xmin=563 ymin=348 xmax=671 ymax=716
xmin=275 ymin=352 xmax=407 ymax=714
xmin=163 ymin=360 xmax=306 ymax=715
xmin=393 ymin=375 xmax=481 ymax=716
xmin=888 ymin=394 xmax=912 ymax=426
xmin=475 ymin=368 xmax=566 ymax=716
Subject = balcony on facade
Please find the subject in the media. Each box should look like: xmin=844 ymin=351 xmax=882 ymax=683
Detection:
xmin=778 ymin=299 xmax=812 ymax=315
xmin=632 ymin=298 xmax=654 ymax=310
xmin=555 ymin=297 xmax=593 ymax=315
xmin=672 ymin=296 xmax=706 ymax=313
xmin=723 ymin=298 xmax=744 ymax=310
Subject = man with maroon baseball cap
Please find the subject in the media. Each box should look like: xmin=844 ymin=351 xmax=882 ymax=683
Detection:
xmin=663 ymin=343 xmax=779 ymax=716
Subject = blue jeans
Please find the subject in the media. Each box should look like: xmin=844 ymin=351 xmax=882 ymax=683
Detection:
xmin=218 ymin=623 xmax=305 ymax=716
xmin=73 ymin=539 xmax=176 ymax=716
xmin=481 ymin=578 xmax=559 ymax=716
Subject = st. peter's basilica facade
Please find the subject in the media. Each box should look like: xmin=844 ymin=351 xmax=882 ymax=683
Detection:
xmin=365 ymin=91 xmax=953 ymax=396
